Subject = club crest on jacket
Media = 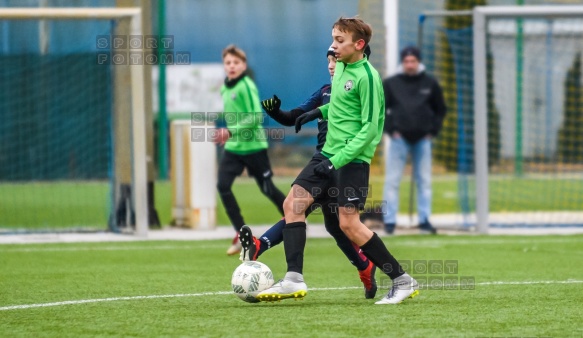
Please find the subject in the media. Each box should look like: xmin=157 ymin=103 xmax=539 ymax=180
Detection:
xmin=344 ymin=80 xmax=354 ymax=91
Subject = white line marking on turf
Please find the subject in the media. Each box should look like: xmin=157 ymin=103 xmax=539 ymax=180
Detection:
xmin=476 ymin=280 xmax=583 ymax=286
xmin=0 ymin=292 xmax=232 ymax=311
xmin=1 ymin=280 xmax=581 ymax=311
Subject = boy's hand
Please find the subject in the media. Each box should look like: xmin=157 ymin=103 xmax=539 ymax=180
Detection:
xmin=313 ymin=159 xmax=335 ymax=178
xmin=295 ymin=108 xmax=322 ymax=133
xmin=261 ymin=95 xmax=281 ymax=114
xmin=211 ymin=128 xmax=231 ymax=146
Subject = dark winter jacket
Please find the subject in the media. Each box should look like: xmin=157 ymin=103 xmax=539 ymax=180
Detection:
xmin=267 ymin=84 xmax=330 ymax=152
xmin=383 ymin=64 xmax=447 ymax=143
xmin=297 ymin=84 xmax=330 ymax=152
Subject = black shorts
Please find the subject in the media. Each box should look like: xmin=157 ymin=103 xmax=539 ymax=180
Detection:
xmin=293 ymin=152 xmax=333 ymax=202
xmin=333 ymin=160 xmax=370 ymax=210
xmin=293 ymin=152 xmax=370 ymax=210
xmin=219 ymin=149 xmax=274 ymax=179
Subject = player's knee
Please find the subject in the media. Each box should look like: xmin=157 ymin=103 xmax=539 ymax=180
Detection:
xmin=338 ymin=217 xmax=360 ymax=236
xmin=339 ymin=221 xmax=352 ymax=234
xmin=283 ymin=196 xmax=295 ymax=215
xmin=283 ymin=195 xmax=307 ymax=216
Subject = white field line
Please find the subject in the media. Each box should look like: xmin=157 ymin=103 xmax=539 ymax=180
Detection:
xmin=0 ymin=237 xmax=580 ymax=253
xmin=1 ymin=280 xmax=581 ymax=311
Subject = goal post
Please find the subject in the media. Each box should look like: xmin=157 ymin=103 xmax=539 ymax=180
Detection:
xmin=0 ymin=8 xmax=148 ymax=237
xmin=473 ymin=5 xmax=583 ymax=233
xmin=417 ymin=5 xmax=583 ymax=233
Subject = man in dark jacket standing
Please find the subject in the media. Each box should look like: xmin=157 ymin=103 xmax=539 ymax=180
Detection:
xmin=382 ymin=46 xmax=446 ymax=234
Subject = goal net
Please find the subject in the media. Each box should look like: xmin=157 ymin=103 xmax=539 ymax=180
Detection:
xmin=419 ymin=6 xmax=583 ymax=231
xmin=0 ymin=8 xmax=148 ymax=235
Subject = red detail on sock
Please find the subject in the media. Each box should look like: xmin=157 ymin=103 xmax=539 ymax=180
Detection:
xmin=251 ymin=236 xmax=261 ymax=261
xmin=351 ymin=241 xmax=368 ymax=263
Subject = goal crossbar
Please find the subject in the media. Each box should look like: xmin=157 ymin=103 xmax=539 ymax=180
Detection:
xmin=473 ymin=5 xmax=583 ymax=234
xmin=0 ymin=7 xmax=148 ymax=237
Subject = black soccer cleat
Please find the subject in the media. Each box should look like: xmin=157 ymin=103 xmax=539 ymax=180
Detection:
xmin=238 ymin=225 xmax=260 ymax=261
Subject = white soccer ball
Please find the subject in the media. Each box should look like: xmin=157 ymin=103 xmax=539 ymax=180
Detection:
xmin=231 ymin=261 xmax=275 ymax=303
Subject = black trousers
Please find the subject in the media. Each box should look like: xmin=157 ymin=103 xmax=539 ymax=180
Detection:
xmin=217 ymin=149 xmax=286 ymax=232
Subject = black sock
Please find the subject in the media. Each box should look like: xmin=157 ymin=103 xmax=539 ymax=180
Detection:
xmin=283 ymin=221 xmax=307 ymax=274
xmin=326 ymin=225 xmax=369 ymax=271
xmin=360 ymin=232 xmax=404 ymax=280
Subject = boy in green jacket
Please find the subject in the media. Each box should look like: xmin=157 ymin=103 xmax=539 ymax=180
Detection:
xmin=214 ymin=45 xmax=286 ymax=256
xmin=257 ymin=18 xmax=418 ymax=305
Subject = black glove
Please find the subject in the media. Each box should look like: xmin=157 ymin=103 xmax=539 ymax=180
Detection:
xmin=263 ymin=107 xmax=304 ymax=127
xmin=295 ymin=108 xmax=322 ymax=133
xmin=261 ymin=95 xmax=303 ymax=126
xmin=313 ymin=159 xmax=335 ymax=178
xmin=261 ymin=95 xmax=281 ymax=114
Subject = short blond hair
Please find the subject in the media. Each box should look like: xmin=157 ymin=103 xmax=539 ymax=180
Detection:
xmin=333 ymin=16 xmax=372 ymax=46
xmin=222 ymin=44 xmax=247 ymax=62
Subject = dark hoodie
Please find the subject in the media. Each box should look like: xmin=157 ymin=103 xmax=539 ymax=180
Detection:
xmin=382 ymin=63 xmax=447 ymax=143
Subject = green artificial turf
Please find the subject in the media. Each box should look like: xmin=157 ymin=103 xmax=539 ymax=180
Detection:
xmin=1 ymin=235 xmax=582 ymax=337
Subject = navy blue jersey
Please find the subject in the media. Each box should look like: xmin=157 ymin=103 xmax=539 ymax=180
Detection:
xmin=297 ymin=84 xmax=330 ymax=152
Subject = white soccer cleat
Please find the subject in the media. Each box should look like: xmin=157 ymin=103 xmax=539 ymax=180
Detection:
xmin=226 ymin=233 xmax=242 ymax=256
xmin=257 ymin=273 xmax=308 ymax=302
xmin=375 ymin=273 xmax=419 ymax=305
xmin=226 ymin=242 xmax=242 ymax=256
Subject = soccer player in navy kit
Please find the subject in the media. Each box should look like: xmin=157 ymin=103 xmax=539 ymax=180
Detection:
xmin=238 ymin=45 xmax=377 ymax=299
